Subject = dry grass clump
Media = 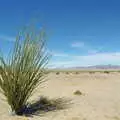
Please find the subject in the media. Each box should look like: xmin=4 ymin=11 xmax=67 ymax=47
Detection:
xmin=0 ymin=25 xmax=49 ymax=115
xmin=89 ymin=71 xmax=95 ymax=74
xmin=104 ymin=71 xmax=110 ymax=74
xmin=73 ymin=90 xmax=82 ymax=96
xmin=56 ymin=72 xmax=60 ymax=75
xmin=66 ymin=72 xmax=69 ymax=74
xmin=75 ymin=72 xmax=79 ymax=74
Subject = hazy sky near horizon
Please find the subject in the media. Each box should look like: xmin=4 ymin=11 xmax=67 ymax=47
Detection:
xmin=1 ymin=0 xmax=120 ymax=68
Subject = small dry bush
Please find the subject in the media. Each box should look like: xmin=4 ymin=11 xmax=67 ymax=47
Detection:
xmin=66 ymin=72 xmax=69 ymax=74
xmin=56 ymin=72 xmax=60 ymax=75
xmin=73 ymin=90 xmax=82 ymax=96
xmin=104 ymin=71 xmax=110 ymax=74
xmin=89 ymin=71 xmax=95 ymax=74
xmin=75 ymin=72 xmax=79 ymax=74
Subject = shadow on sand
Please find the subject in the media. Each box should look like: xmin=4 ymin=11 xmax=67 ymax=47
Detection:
xmin=18 ymin=96 xmax=72 ymax=117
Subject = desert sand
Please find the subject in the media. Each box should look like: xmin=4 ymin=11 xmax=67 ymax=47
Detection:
xmin=0 ymin=71 xmax=120 ymax=120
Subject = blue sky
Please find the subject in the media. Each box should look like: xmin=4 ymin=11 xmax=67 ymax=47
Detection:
xmin=1 ymin=0 xmax=120 ymax=68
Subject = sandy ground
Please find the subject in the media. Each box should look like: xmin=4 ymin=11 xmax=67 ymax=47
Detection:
xmin=0 ymin=72 xmax=120 ymax=120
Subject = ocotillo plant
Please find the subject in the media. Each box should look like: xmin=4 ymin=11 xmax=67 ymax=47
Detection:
xmin=0 ymin=26 xmax=49 ymax=115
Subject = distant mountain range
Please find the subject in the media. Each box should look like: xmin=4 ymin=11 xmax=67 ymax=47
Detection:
xmin=50 ymin=65 xmax=120 ymax=70
xmin=70 ymin=65 xmax=120 ymax=69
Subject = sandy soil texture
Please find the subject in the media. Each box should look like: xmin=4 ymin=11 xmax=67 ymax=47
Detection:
xmin=0 ymin=72 xmax=120 ymax=120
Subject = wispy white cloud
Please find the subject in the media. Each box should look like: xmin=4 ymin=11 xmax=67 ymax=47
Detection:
xmin=0 ymin=35 xmax=15 ymax=42
xmin=71 ymin=41 xmax=85 ymax=48
xmin=51 ymin=51 xmax=69 ymax=57
xmin=71 ymin=41 xmax=100 ymax=54
xmin=49 ymin=52 xmax=120 ymax=68
xmin=87 ymin=49 xmax=98 ymax=54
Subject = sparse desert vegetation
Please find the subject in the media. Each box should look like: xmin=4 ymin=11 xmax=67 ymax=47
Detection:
xmin=1 ymin=70 xmax=120 ymax=120
xmin=104 ymin=71 xmax=110 ymax=74
xmin=89 ymin=71 xmax=95 ymax=74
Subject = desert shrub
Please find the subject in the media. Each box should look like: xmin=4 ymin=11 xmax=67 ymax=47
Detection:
xmin=75 ymin=72 xmax=79 ymax=74
xmin=0 ymin=26 xmax=49 ymax=115
xmin=66 ymin=72 xmax=69 ymax=74
xmin=89 ymin=71 xmax=95 ymax=74
xmin=73 ymin=90 xmax=82 ymax=96
xmin=104 ymin=71 xmax=110 ymax=74
xmin=56 ymin=72 xmax=60 ymax=75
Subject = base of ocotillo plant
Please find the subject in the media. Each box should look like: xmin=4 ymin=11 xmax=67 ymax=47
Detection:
xmin=10 ymin=111 xmax=16 ymax=116
xmin=9 ymin=110 xmax=29 ymax=120
xmin=10 ymin=105 xmax=28 ymax=116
